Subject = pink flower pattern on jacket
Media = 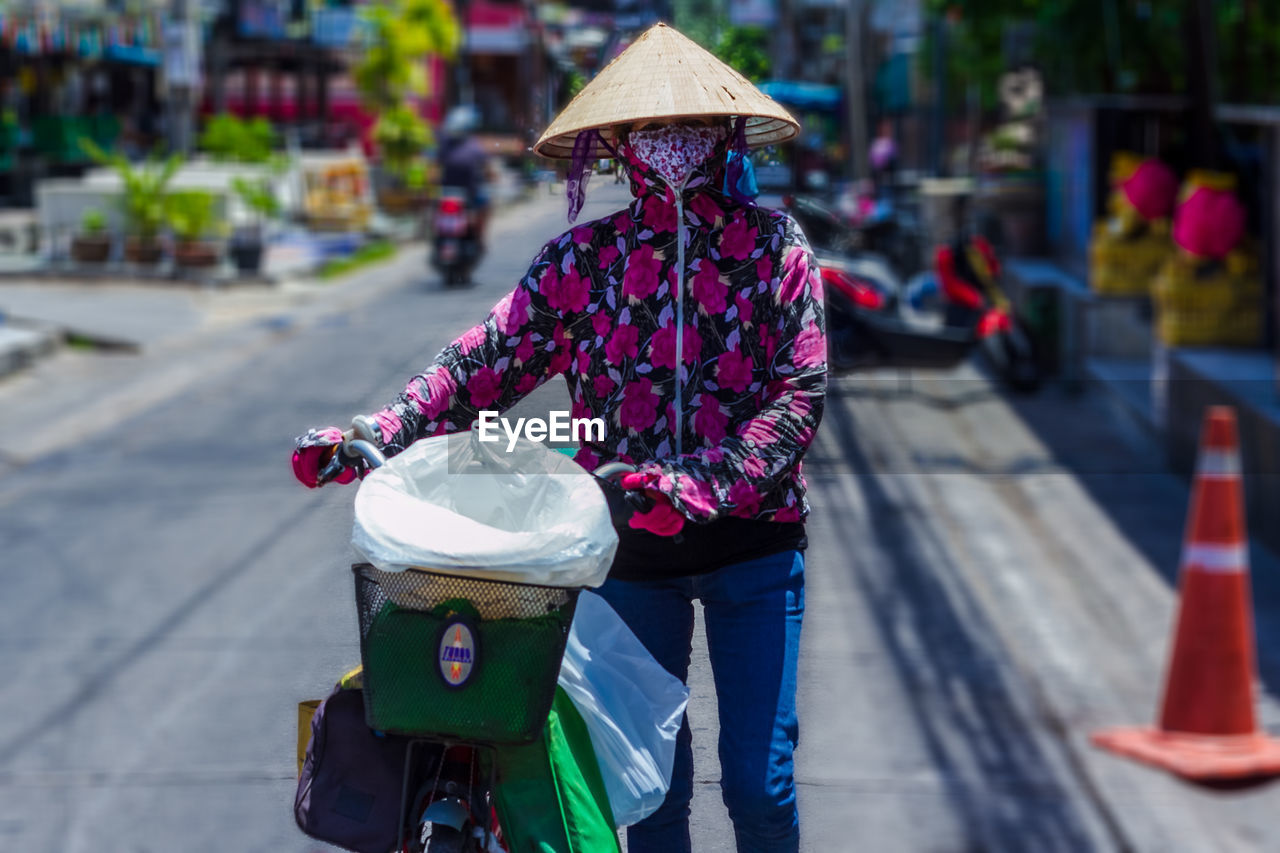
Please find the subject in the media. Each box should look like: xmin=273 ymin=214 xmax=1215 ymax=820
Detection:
xmin=375 ymin=138 xmax=827 ymax=523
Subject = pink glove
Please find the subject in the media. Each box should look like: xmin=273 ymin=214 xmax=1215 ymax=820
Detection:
xmin=620 ymin=472 xmax=686 ymax=537
xmin=292 ymin=427 xmax=357 ymax=488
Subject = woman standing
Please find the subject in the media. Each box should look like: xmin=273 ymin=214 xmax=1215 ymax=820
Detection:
xmin=294 ymin=23 xmax=826 ymax=852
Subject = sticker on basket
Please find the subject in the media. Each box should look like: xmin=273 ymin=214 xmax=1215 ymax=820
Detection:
xmin=438 ymin=617 xmax=477 ymax=688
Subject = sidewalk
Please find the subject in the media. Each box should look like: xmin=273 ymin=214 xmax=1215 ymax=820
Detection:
xmin=1003 ymin=256 xmax=1280 ymax=556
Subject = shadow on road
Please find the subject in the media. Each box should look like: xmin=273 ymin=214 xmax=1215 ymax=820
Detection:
xmin=995 ymin=380 xmax=1280 ymax=710
xmin=817 ymin=400 xmax=1122 ymax=852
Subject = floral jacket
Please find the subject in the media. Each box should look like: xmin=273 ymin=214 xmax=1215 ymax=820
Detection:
xmin=374 ymin=140 xmax=827 ymax=525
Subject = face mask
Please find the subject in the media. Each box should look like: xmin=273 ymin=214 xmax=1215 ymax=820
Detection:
xmin=627 ymin=124 xmax=728 ymax=188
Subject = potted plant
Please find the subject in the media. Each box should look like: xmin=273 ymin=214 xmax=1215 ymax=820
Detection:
xmin=167 ymin=190 xmax=224 ymax=269
xmin=229 ymin=176 xmax=280 ymax=275
xmin=71 ymin=208 xmax=112 ymax=264
xmin=82 ymin=139 xmax=182 ymax=265
xmin=199 ymin=113 xmax=278 ymax=165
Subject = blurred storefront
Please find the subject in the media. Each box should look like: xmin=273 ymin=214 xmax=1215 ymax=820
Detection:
xmin=204 ymin=0 xmax=447 ymax=153
xmin=0 ymin=1 xmax=167 ymax=203
xmin=460 ymin=0 xmax=540 ymax=157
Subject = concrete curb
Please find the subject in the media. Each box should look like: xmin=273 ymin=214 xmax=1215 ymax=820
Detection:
xmin=0 ymin=322 xmax=59 ymax=380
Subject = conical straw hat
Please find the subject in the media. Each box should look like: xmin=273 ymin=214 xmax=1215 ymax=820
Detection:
xmin=535 ymin=22 xmax=800 ymax=159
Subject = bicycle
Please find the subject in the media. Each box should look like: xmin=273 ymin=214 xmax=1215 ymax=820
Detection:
xmin=312 ymin=419 xmax=638 ymax=853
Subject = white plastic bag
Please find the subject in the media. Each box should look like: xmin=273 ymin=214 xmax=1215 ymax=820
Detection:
xmin=352 ymin=430 xmax=618 ymax=587
xmin=557 ymin=591 xmax=690 ymax=827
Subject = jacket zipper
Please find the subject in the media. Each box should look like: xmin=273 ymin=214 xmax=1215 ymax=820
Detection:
xmin=674 ymin=192 xmax=685 ymax=457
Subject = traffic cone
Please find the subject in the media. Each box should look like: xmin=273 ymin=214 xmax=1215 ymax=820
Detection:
xmin=1091 ymin=406 xmax=1280 ymax=784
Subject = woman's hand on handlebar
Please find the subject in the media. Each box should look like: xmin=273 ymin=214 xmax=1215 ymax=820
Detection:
xmin=292 ymin=427 xmax=356 ymax=488
xmin=292 ymin=416 xmax=388 ymax=488
xmin=619 ymin=472 xmax=686 ymax=537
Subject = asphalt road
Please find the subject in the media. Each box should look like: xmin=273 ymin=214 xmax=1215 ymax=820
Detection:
xmin=3 ymin=181 xmax=1280 ymax=852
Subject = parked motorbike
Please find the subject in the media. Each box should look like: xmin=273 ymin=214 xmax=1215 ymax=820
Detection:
xmin=431 ymin=187 xmax=482 ymax=288
xmin=817 ymin=250 xmax=976 ymax=373
xmin=935 ymin=236 xmax=1041 ymax=392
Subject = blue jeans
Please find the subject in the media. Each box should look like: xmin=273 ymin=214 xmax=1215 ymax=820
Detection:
xmin=596 ymin=550 xmax=804 ymax=853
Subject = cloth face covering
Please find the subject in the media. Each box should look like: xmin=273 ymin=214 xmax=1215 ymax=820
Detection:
xmin=627 ymin=124 xmax=728 ymax=189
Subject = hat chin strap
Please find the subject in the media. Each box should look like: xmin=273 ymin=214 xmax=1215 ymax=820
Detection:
xmin=566 ymin=130 xmax=622 ymax=222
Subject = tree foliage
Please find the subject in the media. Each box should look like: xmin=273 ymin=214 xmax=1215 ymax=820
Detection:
xmin=353 ymin=0 xmax=459 ymax=176
xmin=714 ymin=26 xmax=771 ymax=83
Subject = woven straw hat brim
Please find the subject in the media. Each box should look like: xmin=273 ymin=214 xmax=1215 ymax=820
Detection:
xmin=535 ymin=22 xmax=799 ymax=159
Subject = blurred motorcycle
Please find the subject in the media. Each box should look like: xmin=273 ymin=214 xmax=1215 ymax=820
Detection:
xmin=934 ymin=235 xmax=1041 ymax=393
xmin=817 ymin=250 xmax=975 ymax=373
xmin=431 ymin=188 xmax=482 ymax=288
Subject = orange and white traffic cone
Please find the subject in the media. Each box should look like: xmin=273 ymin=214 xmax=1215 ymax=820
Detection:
xmin=1092 ymin=406 xmax=1280 ymax=784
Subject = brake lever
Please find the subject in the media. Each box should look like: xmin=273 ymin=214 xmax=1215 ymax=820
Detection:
xmin=316 ymin=417 xmax=388 ymax=487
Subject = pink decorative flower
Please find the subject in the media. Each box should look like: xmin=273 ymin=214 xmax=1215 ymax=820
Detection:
xmin=642 ymin=197 xmax=678 ymax=233
xmin=593 ymin=374 xmax=616 ymax=398
xmin=575 ymin=447 xmax=601 ymax=470
xmin=598 ymin=244 xmax=621 ymax=269
xmin=719 ymin=215 xmax=757 ymax=260
xmin=756 ymin=256 xmax=774 ymax=286
xmin=650 ymin=323 xmax=702 ymax=370
xmin=576 ymin=347 xmax=591 ymax=375
xmin=549 ymin=324 xmax=572 ymax=375
xmin=691 ymin=194 xmax=724 ymax=227
xmin=619 ymin=378 xmax=659 ymax=431
xmin=704 ymin=446 xmax=726 ymax=464
xmin=572 ymin=225 xmax=594 ymax=245
xmin=592 ymin=313 xmax=612 ymax=339
xmin=676 ymin=474 xmax=716 ymax=517
xmin=456 ymin=325 xmax=486 ymax=355
xmin=728 ymin=480 xmax=762 ymax=517
xmin=742 ymin=455 xmax=767 ymax=478
xmin=623 ymin=244 xmax=664 ymax=300
xmin=774 ymin=505 xmax=801 ymax=523
xmin=516 ymin=374 xmax=539 ymax=395
xmin=716 ymin=347 xmax=753 ymax=393
xmin=692 ymin=260 xmax=728 ymax=314
xmin=693 ymin=401 xmax=728 ymax=443
xmin=418 ymin=369 xmax=457 ymax=418
xmin=739 ymin=419 xmax=778 ymax=447
xmin=779 ymin=247 xmax=809 ymax=304
xmin=735 ymin=293 xmax=754 ymax=327
xmin=515 ymin=335 xmax=535 ymax=364
xmin=794 ymin=321 xmax=825 ymax=368
xmin=545 ymin=264 xmax=590 ymax=313
xmin=605 ymin=323 xmax=640 ymax=365
xmin=468 ymin=367 xmax=503 ymax=408
xmin=494 ymin=287 xmax=532 ymax=336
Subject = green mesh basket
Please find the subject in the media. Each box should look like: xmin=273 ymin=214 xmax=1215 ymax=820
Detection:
xmin=352 ymin=564 xmax=580 ymax=745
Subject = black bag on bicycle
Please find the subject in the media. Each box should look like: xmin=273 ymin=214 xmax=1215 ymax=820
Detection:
xmin=295 ymin=683 xmax=432 ymax=853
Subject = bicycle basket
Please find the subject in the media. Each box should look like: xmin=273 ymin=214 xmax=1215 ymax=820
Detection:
xmin=353 ymin=564 xmax=580 ymax=745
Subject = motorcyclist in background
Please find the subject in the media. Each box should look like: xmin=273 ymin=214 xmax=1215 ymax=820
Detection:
xmin=437 ymin=105 xmax=493 ymax=251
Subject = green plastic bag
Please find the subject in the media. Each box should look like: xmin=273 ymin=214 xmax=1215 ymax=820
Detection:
xmin=488 ymin=687 xmax=621 ymax=853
